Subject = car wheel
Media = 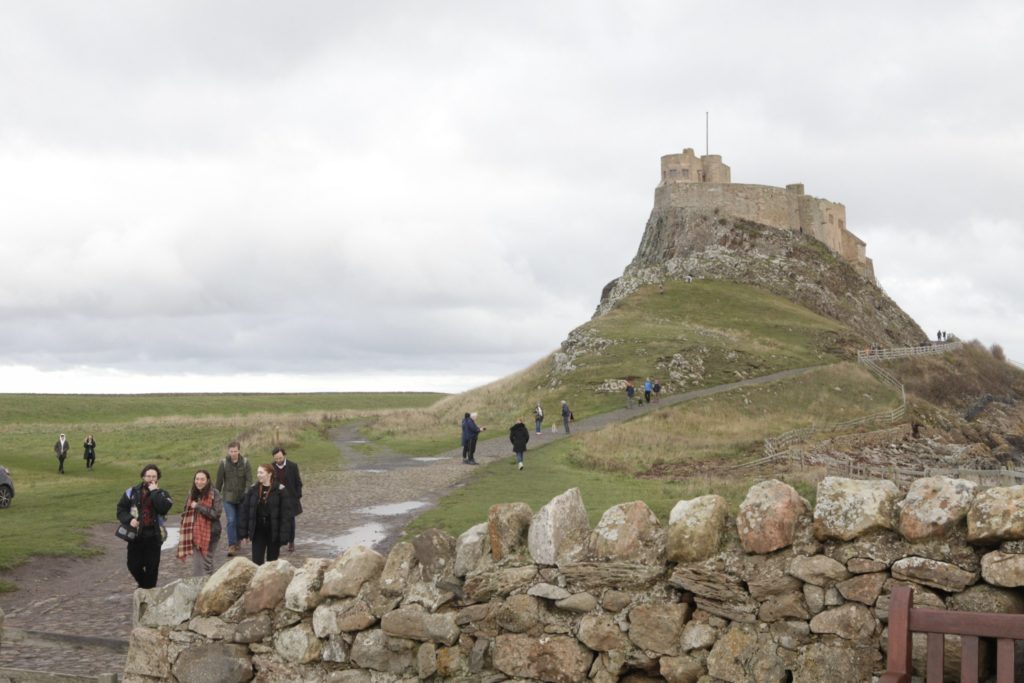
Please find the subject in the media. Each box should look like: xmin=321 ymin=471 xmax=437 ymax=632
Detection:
xmin=0 ymin=484 xmax=12 ymax=508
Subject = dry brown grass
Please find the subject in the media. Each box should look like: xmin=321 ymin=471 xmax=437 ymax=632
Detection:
xmin=567 ymin=363 xmax=900 ymax=475
xmin=894 ymin=341 xmax=1024 ymax=410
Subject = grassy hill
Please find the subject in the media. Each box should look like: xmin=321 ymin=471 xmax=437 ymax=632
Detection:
xmin=366 ymin=279 xmax=866 ymax=455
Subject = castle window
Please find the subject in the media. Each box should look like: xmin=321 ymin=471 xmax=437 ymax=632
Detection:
xmin=669 ymin=169 xmax=678 ymax=177
xmin=682 ymin=169 xmax=690 ymax=179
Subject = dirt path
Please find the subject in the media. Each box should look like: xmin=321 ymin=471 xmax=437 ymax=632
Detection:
xmin=0 ymin=365 xmax=815 ymax=676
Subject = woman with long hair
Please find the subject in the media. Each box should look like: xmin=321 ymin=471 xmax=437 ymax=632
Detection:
xmin=176 ymin=469 xmax=223 ymax=576
xmin=237 ymin=463 xmax=293 ymax=565
xmin=83 ymin=435 xmax=97 ymax=470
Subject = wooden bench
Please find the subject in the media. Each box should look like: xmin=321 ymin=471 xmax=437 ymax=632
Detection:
xmin=880 ymin=584 xmax=1024 ymax=682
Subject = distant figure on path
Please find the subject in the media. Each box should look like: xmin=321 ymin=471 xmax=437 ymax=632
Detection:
xmin=625 ymin=380 xmax=636 ymax=408
xmin=177 ymin=469 xmax=223 ymax=576
xmin=117 ymin=464 xmax=173 ymax=588
xmin=54 ymin=433 xmax=69 ymax=474
xmin=272 ymin=447 xmax=302 ymax=551
xmin=463 ymin=413 xmax=483 ymax=465
xmin=238 ymin=463 xmax=293 ymax=566
xmin=83 ymin=434 xmax=96 ymax=471
xmin=643 ymin=377 xmax=653 ymax=404
xmin=215 ymin=441 xmax=252 ymax=557
xmin=461 ymin=412 xmax=472 ymax=461
xmin=561 ymin=401 xmax=571 ymax=434
xmin=652 ymin=379 xmax=662 ymax=403
xmin=509 ymin=418 xmax=530 ymax=471
xmin=533 ymin=404 xmax=544 ymax=434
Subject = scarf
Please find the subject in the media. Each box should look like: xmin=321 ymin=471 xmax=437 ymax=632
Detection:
xmin=177 ymin=488 xmax=214 ymax=562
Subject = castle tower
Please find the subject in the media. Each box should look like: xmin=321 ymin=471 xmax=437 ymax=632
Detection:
xmin=658 ymin=148 xmax=732 ymax=186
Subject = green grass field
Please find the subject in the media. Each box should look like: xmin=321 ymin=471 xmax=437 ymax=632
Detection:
xmin=0 ymin=392 xmax=442 ymax=573
xmin=366 ymin=279 xmax=863 ymax=456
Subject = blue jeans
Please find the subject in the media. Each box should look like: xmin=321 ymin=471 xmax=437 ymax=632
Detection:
xmin=534 ymin=418 xmax=543 ymax=434
xmin=515 ymin=451 xmax=524 ymax=464
xmin=563 ymin=416 xmax=570 ymax=433
xmin=224 ymin=501 xmax=239 ymax=547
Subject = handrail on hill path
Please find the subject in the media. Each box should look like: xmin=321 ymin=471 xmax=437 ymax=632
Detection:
xmin=734 ymin=341 xmax=964 ymax=474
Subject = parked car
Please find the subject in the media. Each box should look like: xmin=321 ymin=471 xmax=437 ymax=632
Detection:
xmin=0 ymin=465 xmax=13 ymax=508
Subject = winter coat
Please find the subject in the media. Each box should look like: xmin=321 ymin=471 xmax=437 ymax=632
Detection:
xmin=461 ymin=415 xmax=471 ymax=447
xmin=117 ymin=483 xmax=174 ymax=540
xmin=188 ymin=487 xmax=224 ymax=543
xmin=509 ymin=423 xmax=530 ymax=452
xmin=466 ymin=418 xmax=482 ymax=439
xmin=272 ymin=460 xmax=303 ymax=515
xmin=237 ymin=483 xmax=294 ymax=544
xmin=215 ymin=456 xmax=253 ymax=504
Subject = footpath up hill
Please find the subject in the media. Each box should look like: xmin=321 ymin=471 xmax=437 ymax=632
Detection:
xmin=368 ymin=280 xmax=869 ymax=454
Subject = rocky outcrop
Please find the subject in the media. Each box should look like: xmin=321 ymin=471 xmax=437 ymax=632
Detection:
xmin=123 ymin=476 xmax=1024 ymax=682
xmin=594 ymin=208 xmax=926 ymax=347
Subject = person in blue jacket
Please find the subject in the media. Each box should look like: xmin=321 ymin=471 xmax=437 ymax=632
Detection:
xmin=463 ymin=412 xmax=484 ymax=464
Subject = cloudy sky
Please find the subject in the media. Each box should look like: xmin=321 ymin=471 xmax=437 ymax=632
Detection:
xmin=1 ymin=1 xmax=1021 ymax=394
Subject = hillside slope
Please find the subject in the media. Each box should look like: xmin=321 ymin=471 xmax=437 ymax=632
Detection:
xmin=368 ymin=280 xmax=865 ymax=454
xmin=597 ymin=207 xmax=926 ymax=347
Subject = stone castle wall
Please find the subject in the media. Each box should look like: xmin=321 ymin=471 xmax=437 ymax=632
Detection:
xmin=120 ymin=475 xmax=1024 ymax=682
xmin=654 ymin=150 xmax=874 ymax=282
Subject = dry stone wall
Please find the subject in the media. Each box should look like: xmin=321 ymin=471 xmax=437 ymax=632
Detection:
xmin=123 ymin=476 xmax=1024 ymax=682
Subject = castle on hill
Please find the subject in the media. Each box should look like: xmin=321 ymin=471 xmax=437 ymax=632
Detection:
xmin=656 ymin=148 xmax=875 ymax=282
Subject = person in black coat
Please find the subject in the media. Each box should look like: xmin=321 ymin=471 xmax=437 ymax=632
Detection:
xmin=237 ymin=463 xmax=294 ymax=565
xmin=117 ymin=464 xmax=174 ymax=588
xmin=271 ymin=447 xmax=302 ymax=550
xmin=54 ymin=433 xmax=69 ymax=474
xmin=509 ymin=418 xmax=530 ymax=470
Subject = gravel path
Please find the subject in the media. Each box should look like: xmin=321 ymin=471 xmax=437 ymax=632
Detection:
xmin=0 ymin=365 xmax=815 ymax=676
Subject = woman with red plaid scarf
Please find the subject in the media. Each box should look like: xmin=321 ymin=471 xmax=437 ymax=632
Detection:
xmin=176 ymin=469 xmax=224 ymax=576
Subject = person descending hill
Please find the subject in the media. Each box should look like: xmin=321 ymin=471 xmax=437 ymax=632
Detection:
xmin=643 ymin=377 xmax=653 ymax=404
xmin=561 ymin=401 xmax=571 ymax=434
xmin=625 ymin=380 xmax=636 ymax=408
xmin=509 ymin=418 xmax=530 ymax=471
xmin=533 ymin=403 xmax=544 ymax=435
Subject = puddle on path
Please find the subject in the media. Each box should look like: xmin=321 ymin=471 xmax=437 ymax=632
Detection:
xmin=161 ymin=525 xmax=180 ymax=551
xmin=355 ymin=501 xmax=429 ymax=516
xmin=354 ymin=468 xmax=385 ymax=473
xmin=314 ymin=523 xmax=388 ymax=553
xmin=347 ymin=440 xmax=368 ymax=444
xmin=411 ymin=456 xmax=448 ymax=462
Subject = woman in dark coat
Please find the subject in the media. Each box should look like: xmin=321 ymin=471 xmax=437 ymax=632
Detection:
xmin=83 ymin=435 xmax=97 ymax=470
xmin=509 ymin=418 xmax=530 ymax=470
xmin=237 ymin=463 xmax=294 ymax=565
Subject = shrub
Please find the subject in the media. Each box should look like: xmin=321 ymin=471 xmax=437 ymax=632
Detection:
xmin=991 ymin=344 xmax=1006 ymax=362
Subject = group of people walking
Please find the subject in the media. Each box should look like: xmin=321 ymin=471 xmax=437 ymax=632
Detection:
xmin=115 ymin=441 xmax=303 ymax=590
xmin=460 ymin=399 xmax=575 ymax=471
xmin=52 ymin=433 xmax=97 ymax=474
xmin=625 ymin=377 xmax=661 ymax=408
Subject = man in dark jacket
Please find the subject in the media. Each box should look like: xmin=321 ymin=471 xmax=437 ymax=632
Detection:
xmin=54 ymin=433 xmax=69 ymax=474
xmin=509 ymin=418 xmax=530 ymax=470
xmin=117 ymin=464 xmax=174 ymax=588
xmin=215 ymin=441 xmax=252 ymax=557
xmin=461 ymin=413 xmax=472 ymax=462
xmin=271 ymin=447 xmax=302 ymax=551
xmin=464 ymin=413 xmax=484 ymax=465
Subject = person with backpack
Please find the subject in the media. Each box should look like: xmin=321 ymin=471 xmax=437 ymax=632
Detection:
xmin=625 ymin=380 xmax=636 ymax=408
xmin=509 ymin=418 xmax=530 ymax=470
xmin=652 ymin=379 xmax=662 ymax=403
xmin=561 ymin=400 xmax=572 ymax=434
xmin=533 ymin=404 xmax=544 ymax=435
xmin=215 ymin=441 xmax=252 ymax=557
xmin=116 ymin=464 xmax=173 ymax=588
xmin=643 ymin=377 xmax=653 ymax=404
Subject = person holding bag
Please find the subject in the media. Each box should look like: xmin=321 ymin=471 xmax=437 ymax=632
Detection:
xmin=176 ymin=469 xmax=223 ymax=576
xmin=116 ymin=464 xmax=173 ymax=588
xmin=237 ymin=463 xmax=293 ymax=565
